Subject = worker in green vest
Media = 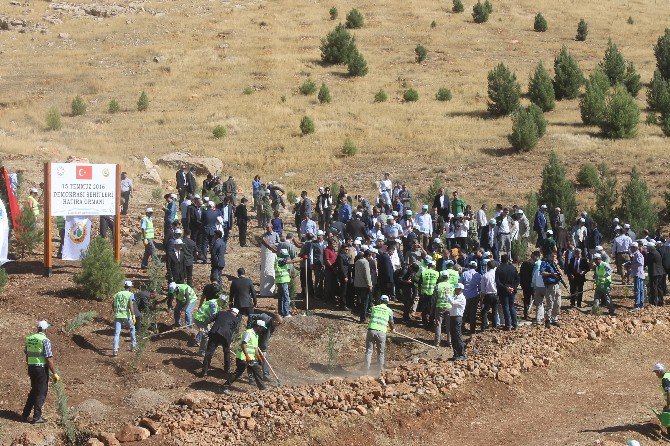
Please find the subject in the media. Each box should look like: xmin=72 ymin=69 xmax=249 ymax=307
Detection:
xmin=444 ymin=259 xmax=460 ymax=287
xmin=365 ymin=295 xmax=394 ymax=372
xmin=193 ymin=292 xmax=228 ymax=355
xmin=26 ymin=187 xmax=40 ymax=217
xmin=592 ymin=254 xmax=615 ymax=315
xmin=224 ymin=320 xmax=267 ymax=391
xmin=654 ymin=363 xmax=670 ymax=411
xmin=113 ymin=281 xmax=137 ymax=357
xmin=433 ymin=270 xmax=455 ymax=347
xmin=417 ymin=259 xmax=439 ymax=327
xmin=168 ymin=282 xmax=198 ymax=326
xmin=22 ymin=320 xmax=59 ymax=424
xmin=275 ymin=248 xmax=303 ymax=317
xmin=140 ymin=207 xmax=156 ymax=270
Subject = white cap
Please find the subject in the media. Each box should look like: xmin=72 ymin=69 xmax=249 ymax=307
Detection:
xmin=448 ymin=213 xmax=454 ymax=218
xmin=454 ymin=283 xmax=464 ymax=290
xmin=356 ymin=211 xmax=363 ymax=217
xmin=614 ymin=225 xmax=622 ymax=230
xmin=440 ymin=270 xmax=449 ymax=277
xmin=546 ymin=230 xmax=553 ymax=235
xmin=489 ymin=219 xmax=496 ymax=225
xmin=174 ymin=228 xmax=183 ymax=234
xmin=405 ymin=210 xmax=413 ymax=215
xmin=146 ymin=207 xmax=154 ymax=213
xmin=30 ymin=187 xmax=39 ymax=193
xmin=555 ymin=207 xmax=561 ymax=211
xmin=37 ymin=320 xmax=50 ymax=330
xmin=361 ymin=244 xmax=369 ymax=251
xmin=433 ymin=238 xmax=442 ymax=244
xmin=256 ymin=320 xmax=266 ymax=328
xmin=124 ymin=280 xmax=133 ymax=287
xmin=170 ymin=193 xmax=177 ymax=199
xmin=593 ymin=253 xmax=602 ymax=259
xmin=295 ymin=198 xmax=300 ymax=204
xmin=208 ymin=201 xmax=215 ymax=207
xmin=231 ymin=308 xmax=240 ymax=315
xmin=203 ymin=196 xmax=210 ymax=202
xmin=174 ymin=239 xmax=183 ymax=245
xmin=391 ymin=211 xmax=398 ymax=217
xmin=613 ymin=217 xmax=619 ymax=222
xmin=194 ymin=194 xmax=201 ymax=199
xmin=354 ymin=239 xmax=361 ymax=245
xmin=422 ymin=204 xmax=428 ymax=210
xmin=380 ymin=295 xmax=389 ymax=302
xmin=579 ymin=218 xmax=585 ymax=223
xmin=581 ymin=211 xmax=588 ymax=216
xmin=168 ymin=282 xmax=177 ymax=290
xmin=484 ymin=251 xmax=492 ymax=257
xmin=540 ymin=204 xmax=547 ymax=209
xmin=469 ymin=260 xmax=477 ymax=267
xmin=630 ymin=242 xmax=638 ymax=248
xmin=624 ymin=224 xmax=631 ymax=229
xmin=456 ymin=212 xmax=464 ymax=218
xmin=370 ymin=248 xmax=378 ymax=254
xmin=595 ymin=245 xmax=603 ymax=252
xmin=317 ymin=230 xmax=324 ymax=236
xmin=654 ymin=363 xmax=666 ymax=373
xmin=445 ymin=259 xmax=454 ymax=266
xmin=517 ymin=210 xmax=524 ymax=215
xmin=279 ymin=248 xmax=289 ymax=256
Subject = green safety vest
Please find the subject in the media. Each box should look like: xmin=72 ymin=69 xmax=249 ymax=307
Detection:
xmin=236 ymin=329 xmax=259 ymax=361
xmin=446 ymin=269 xmax=459 ymax=287
xmin=368 ymin=304 xmax=392 ymax=333
xmin=435 ymin=281 xmax=454 ymax=311
xmin=142 ymin=216 xmax=155 ymax=239
xmin=193 ymin=298 xmax=223 ymax=324
xmin=27 ymin=196 xmax=39 ymax=216
xmin=274 ymin=258 xmax=290 ymax=284
xmin=174 ymin=284 xmax=197 ymax=304
xmin=25 ymin=333 xmax=47 ymax=366
xmin=113 ymin=290 xmax=133 ymax=319
xmin=420 ymin=269 xmax=439 ymax=296
xmin=595 ymin=263 xmax=611 ymax=290
xmin=661 ymin=372 xmax=670 ymax=394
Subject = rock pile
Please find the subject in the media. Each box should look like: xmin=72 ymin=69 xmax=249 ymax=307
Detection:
xmin=49 ymin=2 xmax=152 ymax=18
xmin=0 ymin=15 xmax=47 ymax=33
xmin=156 ymin=152 xmax=224 ymax=177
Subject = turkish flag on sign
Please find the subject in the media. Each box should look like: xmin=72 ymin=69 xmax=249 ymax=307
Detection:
xmin=76 ymin=165 xmax=93 ymax=180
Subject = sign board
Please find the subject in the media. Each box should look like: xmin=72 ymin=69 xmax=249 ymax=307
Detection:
xmin=50 ymin=163 xmax=118 ymax=217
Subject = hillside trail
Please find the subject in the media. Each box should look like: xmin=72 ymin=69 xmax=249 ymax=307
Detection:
xmin=321 ymin=327 xmax=670 ymax=446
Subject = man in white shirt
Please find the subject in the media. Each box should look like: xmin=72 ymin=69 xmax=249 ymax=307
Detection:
xmin=379 ymin=173 xmax=392 ymax=213
xmin=612 ymin=227 xmax=632 ymax=284
xmin=476 ymin=204 xmax=488 ymax=239
xmin=497 ymin=208 xmax=512 ymax=261
xmin=120 ymin=172 xmax=133 ymax=215
xmin=414 ymin=205 xmax=433 ymax=250
xmin=479 ymin=260 xmax=498 ymax=330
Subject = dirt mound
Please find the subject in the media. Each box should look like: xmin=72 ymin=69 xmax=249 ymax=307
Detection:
xmin=124 ymin=389 xmax=169 ymax=413
xmin=74 ymin=398 xmax=110 ymax=421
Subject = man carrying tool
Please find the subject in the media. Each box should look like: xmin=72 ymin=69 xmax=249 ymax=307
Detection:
xmin=112 ymin=281 xmax=137 ymax=357
xmin=247 ymin=313 xmax=283 ymax=382
xmin=23 ymin=320 xmax=59 ymax=424
xmin=592 ymin=253 xmax=615 ymax=316
xmin=224 ymin=320 xmax=268 ymax=391
xmin=201 ymin=307 xmax=240 ymax=378
xmin=169 ymin=282 xmax=197 ymax=327
xmin=365 ymin=295 xmax=394 ymax=373
xmin=432 ymin=270 xmax=454 ymax=347
xmin=653 ymin=363 xmax=670 ymax=411
xmin=193 ymin=292 xmax=228 ymax=355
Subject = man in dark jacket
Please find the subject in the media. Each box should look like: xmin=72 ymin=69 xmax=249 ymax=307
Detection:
xmin=176 ymin=165 xmax=189 ymax=202
xmin=432 ymin=188 xmax=450 ymax=220
xmin=377 ymin=247 xmax=395 ymax=300
xmin=234 ymin=198 xmax=249 ymax=247
xmin=519 ymin=252 xmax=537 ymax=319
xmin=566 ymin=248 xmax=589 ymax=307
xmin=168 ymin=239 xmax=186 ymax=284
xmin=201 ymin=201 xmax=219 ymax=261
xmin=187 ymin=196 xmax=205 ymax=262
xmin=346 ymin=213 xmax=367 ymax=240
xmin=182 ymin=231 xmax=196 ymax=286
xmin=533 ymin=205 xmax=548 ymax=246
xmin=201 ymin=307 xmax=240 ymax=378
xmin=210 ymin=230 xmax=226 ymax=287
xmin=186 ymin=167 xmax=197 ymax=196
xmin=230 ymin=267 xmax=256 ymax=318
xmin=647 ymin=243 xmax=665 ymax=306
xmin=661 ymin=241 xmax=670 ymax=296
xmin=495 ymin=254 xmax=520 ymax=329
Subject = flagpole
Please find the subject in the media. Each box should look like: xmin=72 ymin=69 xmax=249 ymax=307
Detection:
xmin=44 ymin=162 xmax=52 ymax=277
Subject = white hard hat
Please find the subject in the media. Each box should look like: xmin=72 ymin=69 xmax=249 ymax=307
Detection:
xmin=380 ymin=295 xmax=389 ymax=302
xmin=124 ymin=280 xmax=133 ymax=287
xmin=30 ymin=187 xmax=39 ymax=193
xmin=613 ymin=217 xmax=620 ymax=222
xmin=440 ymin=270 xmax=449 ymax=277
xmin=203 ymin=196 xmax=210 ymax=202
xmin=581 ymin=211 xmax=588 ymax=216
xmin=356 ymin=211 xmax=363 ymax=217
xmin=540 ymin=204 xmax=548 ymax=209
xmin=489 ymin=219 xmax=497 ymax=225
xmin=630 ymin=242 xmax=638 ymax=248
xmin=353 ymin=239 xmax=361 ymax=245
xmin=391 ymin=211 xmax=398 ymax=217
xmin=208 ymin=201 xmax=216 ymax=207
xmin=469 ymin=260 xmax=477 ymax=267
xmin=174 ymin=239 xmax=183 ymax=245
xmin=361 ymin=244 xmax=369 ymax=251
xmin=146 ymin=207 xmax=154 ymax=213
xmin=170 ymin=193 xmax=177 ymax=199
xmin=595 ymin=245 xmax=603 ymax=252
xmin=194 ymin=194 xmax=201 ymax=199
xmin=231 ymin=308 xmax=240 ymax=315
xmin=593 ymin=253 xmax=602 ymax=259
xmin=433 ymin=238 xmax=442 ymax=244
xmin=546 ymin=230 xmax=554 ymax=235
xmin=377 ymin=235 xmax=385 ymax=241
xmin=422 ymin=204 xmax=428 ymax=210
xmin=655 ymin=363 xmax=666 ymax=373
xmin=405 ymin=210 xmax=413 ymax=216
xmin=295 ymin=198 xmax=300 ymax=204
xmin=256 ymin=320 xmax=266 ymax=328
xmin=456 ymin=212 xmax=464 ymax=218
xmin=579 ymin=218 xmax=585 ymax=223
xmin=627 ymin=440 xmax=640 ymax=446
xmin=317 ymin=230 xmax=324 ymax=236
xmin=624 ymin=224 xmax=631 ymax=229
xmin=455 ymin=283 xmax=464 ymax=290
xmin=168 ymin=282 xmax=177 ymax=290
xmin=174 ymin=228 xmax=183 ymax=234
xmin=37 ymin=320 xmax=50 ymax=331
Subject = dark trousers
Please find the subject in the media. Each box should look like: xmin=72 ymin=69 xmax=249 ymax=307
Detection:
xmin=419 ymin=293 xmax=432 ymax=326
xmin=356 ymin=287 xmax=371 ymax=322
xmin=338 ymin=278 xmax=349 ymax=309
xmin=238 ymin=223 xmax=247 ymax=247
xmin=184 ymin=265 xmax=193 ymax=287
xmin=521 ymin=287 xmax=533 ymax=318
xmin=650 ymin=276 xmax=665 ymax=306
xmin=569 ymin=278 xmax=585 ymax=307
xmin=192 ymin=228 xmax=205 ymax=261
xmin=57 ymin=228 xmax=65 ymax=258
xmin=450 ymin=316 xmax=465 ymax=358
xmin=324 ymin=268 xmax=338 ymax=301
xmin=226 ymin=359 xmax=265 ymax=390
xmin=455 ymin=237 xmax=467 ymax=250
xmin=464 ymin=297 xmax=479 ymax=333
xmin=23 ymin=366 xmax=48 ymax=420
xmin=499 ymin=290 xmax=517 ymax=328
xmin=481 ymin=293 xmax=499 ymax=330
xmin=100 ymin=216 xmax=113 ymax=239
xmin=202 ymin=333 xmax=231 ymax=377
xmin=401 ymin=285 xmax=413 ymax=322
xmin=210 ymin=266 xmax=223 ymax=287
xmin=121 ymin=191 xmax=131 ymax=215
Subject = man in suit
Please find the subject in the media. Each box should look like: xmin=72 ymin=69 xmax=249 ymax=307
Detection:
xmin=182 ymin=231 xmax=196 ymax=286
xmin=187 ymin=196 xmax=204 ymax=262
xmin=480 ymin=219 xmax=499 ymax=261
xmin=533 ymin=204 xmax=548 ymax=247
xmin=376 ymin=246 xmax=395 ymax=300
xmin=219 ymin=197 xmax=235 ymax=243
xmin=210 ymin=230 xmax=226 ymax=287
xmin=169 ymin=239 xmax=186 ymax=284
xmin=186 ymin=167 xmax=197 ymax=196
xmin=566 ymin=248 xmax=589 ymax=307
xmin=647 ymin=242 xmax=665 ymax=306
xmin=660 ymin=239 xmax=670 ymax=296
xmin=225 ymin=176 xmax=237 ymax=205
xmin=346 ymin=212 xmax=367 ymax=240
xmin=234 ymin=198 xmax=249 ymax=247
xmin=176 ymin=165 xmax=189 ymax=202
xmin=201 ymin=201 xmax=220 ymax=262
xmin=432 ymin=188 xmax=450 ymax=220
xmin=230 ymin=267 xmax=256 ymax=320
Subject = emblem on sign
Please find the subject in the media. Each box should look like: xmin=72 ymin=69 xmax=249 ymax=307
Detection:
xmin=102 ymin=168 xmax=110 ymax=177
xmin=68 ymin=221 xmax=88 ymax=244
xmin=57 ymin=166 xmax=65 ymax=176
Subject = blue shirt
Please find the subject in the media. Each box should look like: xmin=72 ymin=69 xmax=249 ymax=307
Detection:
xmin=461 ymin=268 xmax=482 ymax=299
xmin=540 ymin=260 xmax=559 ymax=286
xmin=164 ymin=201 xmax=177 ymax=224
xmin=339 ymin=204 xmax=352 ymax=223
xmin=300 ymin=219 xmax=317 ymax=237
xmin=271 ymin=217 xmax=283 ymax=236
xmin=252 ymin=180 xmax=262 ymax=195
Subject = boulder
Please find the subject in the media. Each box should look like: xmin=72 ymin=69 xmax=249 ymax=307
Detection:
xmin=156 ymin=152 xmax=223 ymax=176
xmin=116 ymin=424 xmax=150 ymax=443
xmin=138 ymin=417 xmax=161 ymax=435
xmin=98 ymin=433 xmax=120 ymax=446
xmin=84 ymin=440 xmax=104 ymax=446
xmin=177 ymin=391 xmax=213 ymax=409
xmin=11 ymin=432 xmax=56 ymax=446
xmin=140 ymin=156 xmax=162 ymax=185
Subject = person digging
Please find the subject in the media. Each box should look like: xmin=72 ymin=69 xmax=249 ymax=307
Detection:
xmin=223 ymin=319 xmax=267 ymax=393
xmin=654 ymin=363 xmax=670 ymax=412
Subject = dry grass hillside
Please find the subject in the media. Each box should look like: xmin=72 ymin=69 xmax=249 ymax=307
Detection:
xmin=1 ymin=0 xmax=670 ymax=205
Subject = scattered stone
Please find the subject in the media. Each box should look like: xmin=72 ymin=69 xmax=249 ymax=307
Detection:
xmin=11 ymin=432 xmax=56 ymax=446
xmin=97 ymin=433 xmax=120 ymax=446
xmin=84 ymin=440 xmax=104 ymax=446
xmin=178 ymin=391 xmax=213 ymax=409
xmin=116 ymin=424 xmax=150 ymax=443
xmin=138 ymin=417 xmax=162 ymax=435
xmin=58 ymin=32 xmax=69 ymax=38
xmin=140 ymin=156 xmax=162 ymax=185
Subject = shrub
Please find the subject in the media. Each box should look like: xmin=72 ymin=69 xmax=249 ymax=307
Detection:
xmin=553 ymin=46 xmax=584 ymax=100
xmin=374 ymin=89 xmax=388 ymax=102
xmin=509 ymin=106 xmax=539 ymax=152
xmin=0 ymin=267 xmax=7 ymax=293
xmin=647 ymin=70 xmax=670 ymax=112
xmin=431 ymin=20 xmax=437 ymax=29
xmin=452 ymin=0 xmax=464 ymax=13
xmin=280 ymin=95 xmax=286 ymax=103
xmin=403 ymin=88 xmax=419 ymax=102
xmin=73 ymin=237 xmax=125 ymax=301
xmin=145 ymin=256 xmax=163 ymax=293
xmin=321 ymin=24 xmax=356 ymax=65
xmin=662 ymin=115 xmax=670 ymax=137
xmin=151 ymin=188 xmax=162 ymax=200
xmin=342 ymin=138 xmax=357 ymax=156
xmin=600 ymin=39 xmax=626 ymax=86
xmin=242 ymin=87 xmax=254 ymax=95
xmin=46 ymin=107 xmax=62 ymax=131
xmin=472 ymin=1 xmax=489 ymax=23
xmin=624 ymin=62 xmax=642 ymax=97
xmin=576 ymin=163 xmax=600 ymax=188
xmin=287 ymin=190 xmax=297 ymax=204
xmin=538 ymin=151 xmax=578 ymax=224
xmin=53 ymin=376 xmax=78 ymax=446
xmin=318 ymin=83 xmax=332 ymax=104
xmin=14 ymin=204 xmax=43 ymax=258
xmin=329 ymin=6 xmax=338 ymax=20
xmin=576 ymin=19 xmax=588 ymax=41
xmin=592 ymin=163 xmax=618 ymax=237
xmin=599 ymin=85 xmax=639 ymax=139
xmin=66 ymin=311 xmax=98 ymax=332
xmin=137 ymin=91 xmax=149 ymax=111
xmin=511 ymin=237 xmax=528 ymax=263
xmin=534 ymin=13 xmax=547 ymax=32
xmin=212 ymin=125 xmax=227 ymax=139
xmin=71 ymin=95 xmax=86 ymax=116
xmin=415 ymin=44 xmax=427 ymax=63
xmin=108 ymin=99 xmax=120 ymax=114
xmin=654 ymin=29 xmax=670 ymax=80
xmin=347 ymin=50 xmax=368 ymax=77
xmin=345 ymin=8 xmax=364 ymax=29
xmin=619 ymin=167 xmax=658 ymax=232
xmin=487 ymin=62 xmax=521 ymax=116
xmin=528 ymin=103 xmax=547 ymax=137
xmin=627 ymin=16 xmax=634 ymax=25
xmin=484 ymin=0 xmax=493 ymax=13
xmin=435 ymin=87 xmax=452 ymax=101
xmin=646 ymin=112 xmax=659 ymax=125
xmin=579 ymin=70 xmax=608 ymax=125
xmin=528 ymin=61 xmax=555 ymax=112
xmin=300 ymin=116 xmax=315 ymax=135
xmin=299 ymin=79 xmax=317 ymax=95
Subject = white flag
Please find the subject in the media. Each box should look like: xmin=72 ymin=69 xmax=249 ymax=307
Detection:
xmin=62 ymin=217 xmax=92 ymax=261
xmin=0 ymin=198 xmax=10 ymax=265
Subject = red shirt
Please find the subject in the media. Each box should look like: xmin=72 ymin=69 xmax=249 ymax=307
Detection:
xmin=324 ymin=247 xmax=338 ymax=269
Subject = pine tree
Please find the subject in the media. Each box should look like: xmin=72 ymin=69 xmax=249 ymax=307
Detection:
xmin=600 ymin=39 xmax=626 ymax=86
xmin=538 ymin=151 xmax=578 ymax=224
xmin=528 ymin=103 xmax=547 ymax=137
xmin=599 ymin=85 xmax=640 ymax=139
xmin=318 ymin=83 xmax=332 ymax=103
xmin=591 ymin=163 xmax=618 ymax=238
xmin=528 ymin=61 xmax=555 ymax=112
xmin=618 ymin=167 xmax=658 ymax=233
xmin=534 ymin=13 xmax=547 ymax=32
xmin=576 ymin=19 xmax=588 ymax=41
xmin=653 ymin=28 xmax=670 ymax=80
xmin=487 ymin=62 xmax=521 ymax=116
xmin=472 ymin=1 xmax=490 ymax=23
xmin=345 ymin=8 xmax=364 ymax=29
xmin=624 ymin=61 xmax=642 ymax=97
xmin=347 ymin=50 xmax=368 ymax=77
xmin=553 ymin=46 xmax=584 ymax=100
xmin=73 ymin=237 xmax=125 ymax=300
xmin=579 ymin=70 xmax=608 ymax=125
xmin=320 ymin=24 xmax=357 ymax=65
xmin=137 ymin=91 xmax=149 ymax=111
xmin=647 ymin=69 xmax=670 ymax=112
xmin=509 ymin=106 xmax=539 ymax=152
xmin=452 ymin=0 xmax=464 ymax=13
